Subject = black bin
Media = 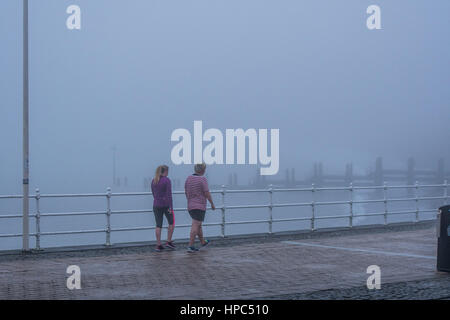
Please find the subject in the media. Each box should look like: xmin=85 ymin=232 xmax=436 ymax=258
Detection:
xmin=437 ymin=205 xmax=450 ymax=272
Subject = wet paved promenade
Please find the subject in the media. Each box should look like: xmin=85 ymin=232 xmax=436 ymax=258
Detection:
xmin=0 ymin=222 xmax=448 ymax=299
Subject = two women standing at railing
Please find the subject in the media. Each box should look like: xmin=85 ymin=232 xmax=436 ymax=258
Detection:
xmin=151 ymin=165 xmax=175 ymax=252
xmin=150 ymin=163 xmax=216 ymax=253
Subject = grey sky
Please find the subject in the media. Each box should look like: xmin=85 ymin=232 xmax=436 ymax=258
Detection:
xmin=1 ymin=0 xmax=449 ymax=194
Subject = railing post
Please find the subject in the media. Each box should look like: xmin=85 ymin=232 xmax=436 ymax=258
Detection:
xmin=268 ymin=184 xmax=273 ymax=234
xmin=349 ymin=182 xmax=353 ymax=228
xmin=444 ymin=180 xmax=448 ymax=206
xmin=221 ymin=185 xmax=226 ymax=238
xmin=35 ymin=188 xmax=41 ymax=250
xmin=311 ymin=183 xmax=315 ymax=231
xmin=383 ymin=182 xmax=388 ymax=225
xmin=106 ymin=187 xmax=111 ymax=246
xmin=415 ymin=181 xmax=419 ymax=223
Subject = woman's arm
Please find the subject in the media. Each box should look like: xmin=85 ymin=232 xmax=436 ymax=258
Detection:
xmin=205 ymin=191 xmax=215 ymax=210
xmin=202 ymin=179 xmax=215 ymax=210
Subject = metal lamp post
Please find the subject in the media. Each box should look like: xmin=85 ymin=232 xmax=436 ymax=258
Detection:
xmin=22 ymin=0 xmax=30 ymax=252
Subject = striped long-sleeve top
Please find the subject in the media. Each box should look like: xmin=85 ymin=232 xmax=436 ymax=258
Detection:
xmin=184 ymin=174 xmax=210 ymax=211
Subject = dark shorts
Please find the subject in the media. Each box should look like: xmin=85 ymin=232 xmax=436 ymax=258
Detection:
xmin=189 ymin=209 xmax=206 ymax=222
xmin=153 ymin=207 xmax=174 ymax=228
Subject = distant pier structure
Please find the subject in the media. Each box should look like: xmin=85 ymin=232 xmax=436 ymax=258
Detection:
xmin=140 ymin=158 xmax=448 ymax=190
xmin=250 ymin=157 xmax=449 ymax=188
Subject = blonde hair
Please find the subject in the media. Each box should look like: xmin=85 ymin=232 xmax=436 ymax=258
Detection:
xmin=153 ymin=165 xmax=169 ymax=185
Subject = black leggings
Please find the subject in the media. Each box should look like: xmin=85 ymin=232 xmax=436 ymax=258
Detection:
xmin=153 ymin=207 xmax=174 ymax=228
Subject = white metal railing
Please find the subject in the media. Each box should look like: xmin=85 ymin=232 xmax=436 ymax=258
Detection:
xmin=0 ymin=181 xmax=448 ymax=251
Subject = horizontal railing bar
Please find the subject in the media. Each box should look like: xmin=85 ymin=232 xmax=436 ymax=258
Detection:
xmin=386 ymin=197 xmax=417 ymax=202
xmin=315 ymin=200 xmax=350 ymax=206
xmin=416 ymin=217 xmax=437 ymax=222
xmin=314 ymin=187 xmax=352 ymax=191
xmin=111 ymin=192 xmax=152 ymax=196
xmin=314 ymin=214 xmax=350 ymax=220
xmin=273 ymin=202 xmax=312 ymax=208
xmin=419 ymin=209 xmax=438 ymax=213
xmin=352 ymin=199 xmax=385 ymax=204
xmin=416 ymin=184 xmax=448 ymax=188
xmin=40 ymin=229 xmax=106 ymax=236
xmin=384 ymin=185 xmax=417 ymax=189
xmin=111 ymin=226 xmax=154 ymax=232
xmin=225 ymin=204 xmax=269 ymax=209
xmin=387 ymin=196 xmax=447 ymax=202
xmin=0 ymin=233 xmax=37 ymax=238
xmin=111 ymin=222 xmax=224 ymax=233
xmin=272 ymin=217 xmax=312 ymax=222
xmin=111 ymin=208 xmax=223 ymax=214
xmin=224 ymin=189 xmax=270 ymax=193
xmin=0 ymin=195 xmax=24 ymax=199
xmin=388 ymin=210 xmax=418 ymax=215
xmin=0 ymin=215 xmax=22 ymax=219
xmin=40 ymin=193 xmax=106 ymax=198
xmin=351 ymin=186 xmax=386 ymax=190
xmin=0 ymin=214 xmax=36 ymax=219
xmin=0 ymin=233 xmax=24 ymax=238
xmin=417 ymin=196 xmax=447 ymax=201
xmin=225 ymin=219 xmax=270 ymax=225
xmin=2 ymin=184 xmax=447 ymax=199
xmin=273 ymin=188 xmax=314 ymax=192
xmin=41 ymin=211 xmax=106 ymax=217
xmin=111 ymin=191 xmax=224 ymax=196
xmin=353 ymin=210 xmax=437 ymax=217
xmin=111 ymin=209 xmax=153 ymax=215
xmin=353 ymin=212 xmax=385 ymax=217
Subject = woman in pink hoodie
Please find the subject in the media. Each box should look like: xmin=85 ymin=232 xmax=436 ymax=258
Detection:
xmin=151 ymin=165 xmax=175 ymax=252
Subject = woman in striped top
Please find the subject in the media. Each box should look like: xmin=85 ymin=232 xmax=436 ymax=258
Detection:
xmin=184 ymin=163 xmax=215 ymax=252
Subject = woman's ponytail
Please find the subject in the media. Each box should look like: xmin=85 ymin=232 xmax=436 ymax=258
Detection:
xmin=153 ymin=166 xmax=163 ymax=185
xmin=153 ymin=165 xmax=169 ymax=185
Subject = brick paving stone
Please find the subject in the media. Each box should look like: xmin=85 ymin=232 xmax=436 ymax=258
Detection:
xmin=0 ymin=222 xmax=448 ymax=300
xmin=260 ymin=277 xmax=450 ymax=300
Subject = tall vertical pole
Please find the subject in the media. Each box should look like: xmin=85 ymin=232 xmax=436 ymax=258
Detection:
xmin=22 ymin=0 xmax=30 ymax=252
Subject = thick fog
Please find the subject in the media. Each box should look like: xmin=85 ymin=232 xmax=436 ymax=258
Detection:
xmin=1 ymin=0 xmax=449 ymax=195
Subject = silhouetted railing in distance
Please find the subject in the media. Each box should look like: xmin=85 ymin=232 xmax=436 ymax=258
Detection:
xmin=0 ymin=181 xmax=448 ymax=251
